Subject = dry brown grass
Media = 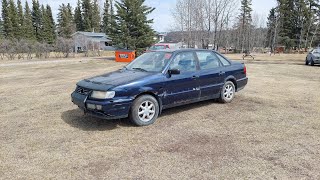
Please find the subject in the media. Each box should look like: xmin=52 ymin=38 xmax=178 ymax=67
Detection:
xmin=0 ymin=55 xmax=320 ymax=179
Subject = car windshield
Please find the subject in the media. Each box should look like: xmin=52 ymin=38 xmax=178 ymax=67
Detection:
xmin=126 ymin=52 xmax=172 ymax=72
xmin=149 ymin=45 xmax=166 ymax=50
xmin=313 ymin=49 xmax=320 ymax=54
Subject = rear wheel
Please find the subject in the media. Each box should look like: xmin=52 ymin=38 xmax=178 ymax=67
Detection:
xmin=129 ymin=95 xmax=159 ymax=126
xmin=219 ymin=81 xmax=236 ymax=103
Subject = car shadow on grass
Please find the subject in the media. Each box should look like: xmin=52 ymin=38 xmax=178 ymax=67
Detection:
xmin=62 ymin=100 xmax=221 ymax=131
xmin=160 ymin=100 xmax=216 ymax=117
xmin=61 ymin=109 xmax=132 ymax=131
xmin=294 ymin=63 xmax=320 ymax=67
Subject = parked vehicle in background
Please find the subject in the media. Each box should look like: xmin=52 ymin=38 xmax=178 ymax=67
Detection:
xmin=71 ymin=49 xmax=248 ymax=126
xmin=148 ymin=42 xmax=182 ymax=51
xmin=306 ymin=48 xmax=320 ymax=66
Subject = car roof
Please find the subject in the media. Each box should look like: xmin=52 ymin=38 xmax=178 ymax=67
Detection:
xmin=151 ymin=48 xmax=217 ymax=53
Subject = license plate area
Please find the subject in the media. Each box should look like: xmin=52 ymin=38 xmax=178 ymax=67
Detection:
xmin=72 ymin=92 xmax=87 ymax=109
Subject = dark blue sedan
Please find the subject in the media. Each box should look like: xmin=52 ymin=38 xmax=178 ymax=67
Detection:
xmin=71 ymin=49 xmax=248 ymax=126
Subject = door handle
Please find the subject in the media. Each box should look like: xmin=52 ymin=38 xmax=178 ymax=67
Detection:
xmin=219 ymin=71 xmax=225 ymax=76
xmin=191 ymin=75 xmax=199 ymax=80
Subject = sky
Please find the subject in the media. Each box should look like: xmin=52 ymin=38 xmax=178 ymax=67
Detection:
xmin=146 ymin=0 xmax=278 ymax=31
xmin=1 ymin=0 xmax=277 ymax=32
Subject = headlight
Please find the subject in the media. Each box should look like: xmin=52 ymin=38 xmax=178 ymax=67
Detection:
xmin=91 ymin=91 xmax=115 ymax=99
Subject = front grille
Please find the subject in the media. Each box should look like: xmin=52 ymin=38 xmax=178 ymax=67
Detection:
xmin=75 ymin=86 xmax=91 ymax=95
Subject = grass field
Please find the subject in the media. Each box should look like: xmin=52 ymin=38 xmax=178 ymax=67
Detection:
xmin=0 ymin=54 xmax=319 ymax=179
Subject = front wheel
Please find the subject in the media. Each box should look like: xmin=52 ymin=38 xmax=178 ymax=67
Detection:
xmin=311 ymin=59 xmax=315 ymax=66
xmin=305 ymin=58 xmax=309 ymax=65
xmin=129 ymin=95 xmax=159 ymax=126
xmin=219 ymin=81 xmax=236 ymax=103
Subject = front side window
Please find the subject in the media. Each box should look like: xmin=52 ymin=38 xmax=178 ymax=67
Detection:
xmin=196 ymin=51 xmax=220 ymax=70
xmin=169 ymin=52 xmax=197 ymax=72
xmin=126 ymin=52 xmax=172 ymax=72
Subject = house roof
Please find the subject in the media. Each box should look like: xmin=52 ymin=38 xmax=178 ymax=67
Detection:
xmin=72 ymin=31 xmax=112 ymax=42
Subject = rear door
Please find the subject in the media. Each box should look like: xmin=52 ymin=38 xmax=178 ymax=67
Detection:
xmin=163 ymin=51 xmax=200 ymax=106
xmin=196 ymin=51 xmax=224 ymax=99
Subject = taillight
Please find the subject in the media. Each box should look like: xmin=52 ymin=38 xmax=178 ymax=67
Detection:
xmin=244 ymin=65 xmax=247 ymax=75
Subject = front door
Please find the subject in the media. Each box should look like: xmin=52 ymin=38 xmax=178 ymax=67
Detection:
xmin=163 ymin=52 xmax=200 ymax=107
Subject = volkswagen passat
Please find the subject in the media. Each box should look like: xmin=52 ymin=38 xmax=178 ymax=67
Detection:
xmin=71 ymin=49 xmax=248 ymax=126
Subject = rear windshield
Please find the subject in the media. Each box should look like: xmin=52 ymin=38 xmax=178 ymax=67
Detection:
xmin=149 ymin=45 xmax=166 ymax=50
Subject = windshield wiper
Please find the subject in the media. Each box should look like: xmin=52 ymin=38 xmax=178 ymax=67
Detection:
xmin=132 ymin=68 xmax=148 ymax=72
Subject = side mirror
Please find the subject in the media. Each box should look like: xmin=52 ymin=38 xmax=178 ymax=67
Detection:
xmin=168 ymin=69 xmax=180 ymax=75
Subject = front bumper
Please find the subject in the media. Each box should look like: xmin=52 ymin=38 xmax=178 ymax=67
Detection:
xmin=313 ymin=58 xmax=320 ymax=63
xmin=71 ymin=92 xmax=133 ymax=120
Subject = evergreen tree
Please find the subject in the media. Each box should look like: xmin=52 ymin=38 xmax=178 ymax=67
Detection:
xmin=102 ymin=0 xmax=111 ymax=34
xmin=81 ymin=0 xmax=92 ymax=31
xmin=32 ymin=0 xmax=42 ymax=41
xmin=38 ymin=4 xmax=46 ymax=41
xmin=17 ymin=0 xmax=24 ymax=39
xmin=8 ymin=0 xmax=19 ymax=38
xmin=74 ymin=0 xmax=84 ymax=31
xmin=42 ymin=5 xmax=56 ymax=44
xmin=304 ymin=0 xmax=320 ymax=47
xmin=266 ymin=8 xmax=278 ymax=51
xmin=109 ymin=0 xmax=116 ymax=36
xmin=47 ymin=5 xmax=56 ymax=42
xmin=1 ymin=0 xmax=13 ymax=38
xmin=238 ymin=0 xmax=253 ymax=51
xmin=111 ymin=0 xmax=155 ymax=53
xmin=92 ymin=0 xmax=101 ymax=32
xmin=276 ymin=0 xmax=312 ymax=49
xmin=57 ymin=3 xmax=75 ymax=38
xmin=23 ymin=1 xmax=36 ymax=40
xmin=0 ymin=19 xmax=4 ymax=38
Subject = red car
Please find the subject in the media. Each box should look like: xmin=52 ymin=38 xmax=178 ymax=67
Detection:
xmin=147 ymin=43 xmax=182 ymax=52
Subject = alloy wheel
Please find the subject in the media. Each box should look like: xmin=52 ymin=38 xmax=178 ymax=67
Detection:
xmin=224 ymin=84 xmax=234 ymax=100
xmin=138 ymin=100 xmax=156 ymax=122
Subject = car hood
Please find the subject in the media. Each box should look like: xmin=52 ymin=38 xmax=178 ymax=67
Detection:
xmin=77 ymin=70 xmax=151 ymax=91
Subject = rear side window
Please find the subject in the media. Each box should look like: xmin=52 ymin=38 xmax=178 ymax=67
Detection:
xmin=196 ymin=51 xmax=221 ymax=70
xmin=215 ymin=53 xmax=231 ymax=66
xmin=169 ymin=52 xmax=197 ymax=72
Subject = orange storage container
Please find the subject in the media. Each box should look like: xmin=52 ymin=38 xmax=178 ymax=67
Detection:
xmin=115 ymin=50 xmax=136 ymax=62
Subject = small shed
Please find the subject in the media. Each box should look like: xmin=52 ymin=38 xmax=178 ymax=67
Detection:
xmin=72 ymin=31 xmax=115 ymax=52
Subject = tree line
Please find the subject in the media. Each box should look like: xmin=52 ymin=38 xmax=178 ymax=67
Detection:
xmin=0 ymin=0 xmax=112 ymax=42
xmin=1 ymin=0 xmax=55 ymax=43
xmin=171 ymin=0 xmax=320 ymax=53
xmin=171 ymin=0 xmax=264 ymax=52
xmin=266 ymin=0 xmax=320 ymax=52
xmin=0 ymin=0 xmax=156 ymax=59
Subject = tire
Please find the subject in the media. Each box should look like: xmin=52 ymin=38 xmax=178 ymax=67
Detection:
xmin=310 ymin=59 xmax=315 ymax=66
xmin=305 ymin=58 xmax=309 ymax=65
xmin=129 ymin=95 xmax=159 ymax=126
xmin=219 ymin=81 xmax=236 ymax=103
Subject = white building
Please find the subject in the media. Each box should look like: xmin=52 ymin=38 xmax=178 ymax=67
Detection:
xmin=154 ymin=32 xmax=167 ymax=43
